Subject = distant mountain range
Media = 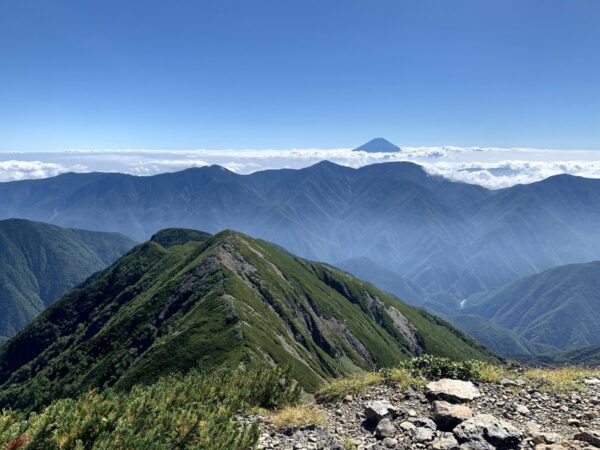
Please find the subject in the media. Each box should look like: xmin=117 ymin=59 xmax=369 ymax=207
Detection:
xmin=0 ymin=219 xmax=135 ymax=341
xmin=2 ymin=161 xmax=600 ymax=308
xmin=0 ymin=229 xmax=491 ymax=411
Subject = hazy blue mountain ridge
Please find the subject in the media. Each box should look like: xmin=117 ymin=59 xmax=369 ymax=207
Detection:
xmin=2 ymin=162 xmax=600 ymax=306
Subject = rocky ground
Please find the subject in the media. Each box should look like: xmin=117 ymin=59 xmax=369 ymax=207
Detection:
xmin=257 ymin=375 xmax=600 ymax=450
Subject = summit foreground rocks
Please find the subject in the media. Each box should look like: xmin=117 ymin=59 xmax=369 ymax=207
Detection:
xmin=257 ymin=372 xmax=600 ymax=450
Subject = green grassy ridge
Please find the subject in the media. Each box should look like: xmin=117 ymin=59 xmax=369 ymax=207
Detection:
xmin=0 ymin=228 xmax=494 ymax=411
xmin=0 ymin=219 xmax=135 ymax=339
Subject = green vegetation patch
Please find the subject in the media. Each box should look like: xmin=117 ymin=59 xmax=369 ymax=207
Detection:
xmin=0 ymin=367 xmax=299 ymax=450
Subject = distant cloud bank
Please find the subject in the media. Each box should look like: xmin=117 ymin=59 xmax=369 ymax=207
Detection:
xmin=1 ymin=146 xmax=599 ymax=189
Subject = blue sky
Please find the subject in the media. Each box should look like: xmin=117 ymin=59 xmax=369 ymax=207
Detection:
xmin=0 ymin=0 xmax=599 ymax=150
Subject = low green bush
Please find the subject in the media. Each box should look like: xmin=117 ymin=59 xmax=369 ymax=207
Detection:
xmin=0 ymin=366 xmax=300 ymax=450
xmin=399 ymin=355 xmax=502 ymax=382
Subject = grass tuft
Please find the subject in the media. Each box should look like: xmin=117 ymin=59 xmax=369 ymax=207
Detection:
xmin=316 ymin=373 xmax=383 ymax=402
xmin=382 ymin=367 xmax=427 ymax=390
xmin=269 ymin=406 xmax=327 ymax=431
xmin=341 ymin=435 xmax=359 ymax=450
xmin=316 ymin=356 xmax=509 ymax=403
xmin=524 ymin=367 xmax=600 ymax=393
xmin=475 ymin=363 xmax=506 ymax=383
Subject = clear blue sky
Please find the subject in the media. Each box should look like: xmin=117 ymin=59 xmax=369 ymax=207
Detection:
xmin=0 ymin=0 xmax=599 ymax=150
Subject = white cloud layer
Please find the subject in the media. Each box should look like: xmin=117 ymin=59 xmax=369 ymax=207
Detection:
xmin=0 ymin=160 xmax=88 ymax=182
xmin=1 ymin=146 xmax=600 ymax=189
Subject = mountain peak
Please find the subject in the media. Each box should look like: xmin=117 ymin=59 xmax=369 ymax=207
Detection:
xmin=150 ymin=228 xmax=212 ymax=248
xmin=353 ymin=138 xmax=400 ymax=153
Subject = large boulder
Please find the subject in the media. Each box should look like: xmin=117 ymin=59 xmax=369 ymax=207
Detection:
xmin=454 ymin=414 xmax=523 ymax=449
xmin=433 ymin=400 xmax=473 ymax=431
xmin=425 ymin=379 xmax=481 ymax=403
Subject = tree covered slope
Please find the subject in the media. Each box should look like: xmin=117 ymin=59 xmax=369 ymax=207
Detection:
xmin=0 ymin=219 xmax=135 ymax=340
xmin=466 ymin=261 xmax=600 ymax=351
xmin=444 ymin=314 xmax=550 ymax=356
xmin=0 ymin=229 xmax=493 ymax=411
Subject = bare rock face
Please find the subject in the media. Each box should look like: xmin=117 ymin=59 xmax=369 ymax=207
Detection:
xmin=433 ymin=400 xmax=473 ymax=431
xmin=454 ymin=414 xmax=523 ymax=449
xmin=425 ymin=379 xmax=482 ymax=403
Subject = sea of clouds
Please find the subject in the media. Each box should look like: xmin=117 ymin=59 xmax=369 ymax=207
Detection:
xmin=1 ymin=146 xmax=600 ymax=189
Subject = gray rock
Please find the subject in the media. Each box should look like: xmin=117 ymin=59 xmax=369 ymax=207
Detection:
xmin=375 ymin=418 xmax=396 ymax=439
xmin=411 ymin=426 xmax=434 ymax=442
xmin=531 ymin=431 xmax=562 ymax=445
xmin=382 ymin=437 xmax=398 ymax=448
xmin=573 ymin=430 xmax=600 ymax=447
xmin=364 ymin=400 xmax=397 ymax=423
xmin=431 ymin=433 xmax=460 ymax=450
xmin=516 ymin=404 xmax=531 ymax=415
xmin=426 ymin=379 xmax=481 ymax=403
xmin=459 ymin=442 xmax=495 ymax=450
xmin=433 ymin=400 xmax=473 ymax=431
xmin=398 ymin=420 xmax=415 ymax=431
xmin=454 ymin=414 xmax=523 ymax=449
xmin=409 ymin=416 xmax=437 ymax=430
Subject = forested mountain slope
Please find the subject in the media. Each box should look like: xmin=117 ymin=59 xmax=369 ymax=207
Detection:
xmin=466 ymin=261 xmax=600 ymax=351
xmin=0 ymin=219 xmax=134 ymax=339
